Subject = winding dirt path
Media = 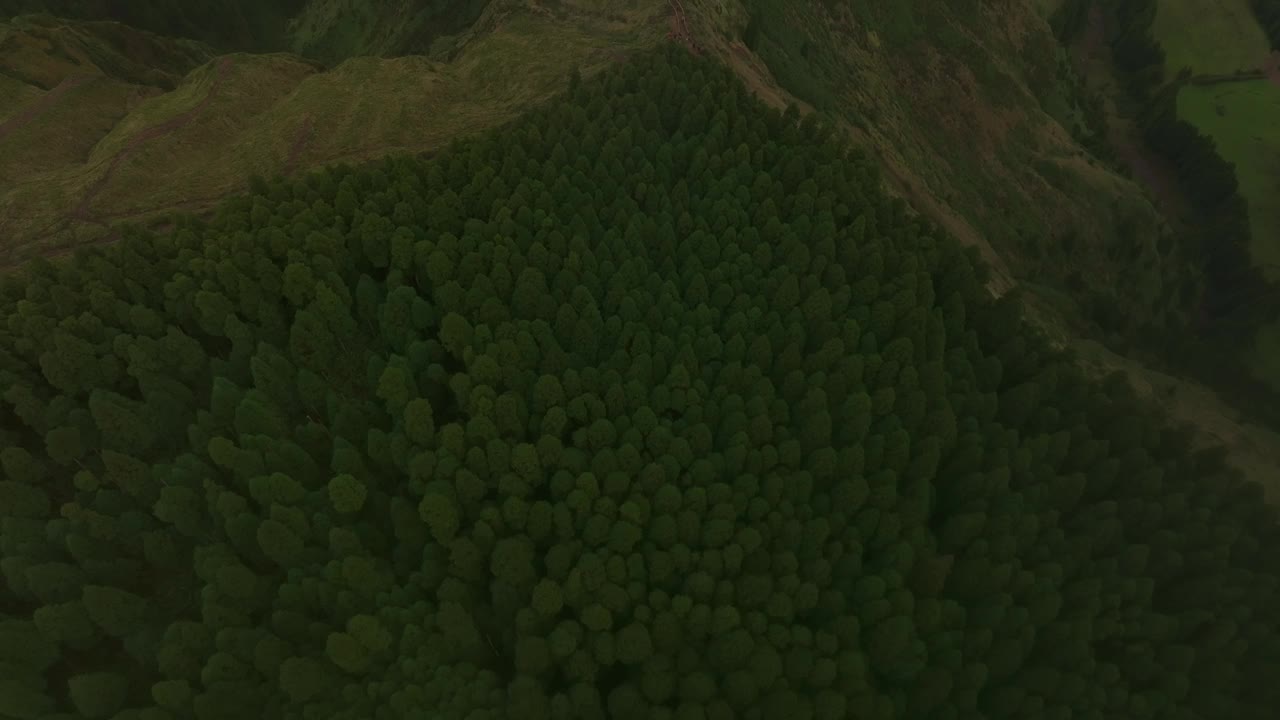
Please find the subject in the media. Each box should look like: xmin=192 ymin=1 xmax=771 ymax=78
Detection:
xmin=0 ymin=74 xmax=91 ymax=143
xmin=71 ymin=56 xmax=234 ymax=221
xmin=283 ymin=114 xmax=316 ymax=174
xmin=667 ymin=0 xmax=700 ymax=55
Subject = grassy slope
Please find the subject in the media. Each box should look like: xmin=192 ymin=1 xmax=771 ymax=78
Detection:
xmin=0 ymin=13 xmax=215 ymax=87
xmin=0 ymin=15 xmax=216 ymax=251
xmin=1025 ymin=288 xmax=1280 ymax=502
xmin=1075 ymin=326 xmax=1280 ymax=501
xmin=0 ymin=0 xmax=665 ymax=264
xmin=1153 ymin=0 xmax=1271 ymax=75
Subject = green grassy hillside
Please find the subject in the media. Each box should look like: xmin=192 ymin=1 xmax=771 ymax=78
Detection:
xmin=0 ymin=0 xmax=307 ymax=51
xmin=0 ymin=0 xmax=664 ymax=265
xmin=0 ymin=13 xmax=215 ymax=87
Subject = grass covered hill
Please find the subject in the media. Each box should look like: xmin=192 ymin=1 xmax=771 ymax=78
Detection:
xmin=6 ymin=0 xmax=1279 ymax=494
xmin=3 ymin=47 xmax=1279 ymax=720
xmin=0 ymin=1 xmax=308 ymax=53
xmin=1152 ymin=0 xmax=1271 ymax=75
xmin=0 ymin=0 xmax=663 ymax=267
xmin=0 ymin=0 xmax=496 ymax=62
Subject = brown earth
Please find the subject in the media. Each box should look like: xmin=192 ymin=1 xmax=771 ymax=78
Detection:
xmin=1078 ymin=4 xmax=1188 ymax=219
xmin=1265 ymin=50 xmax=1280 ymax=87
xmin=284 ymin=114 xmax=316 ymax=174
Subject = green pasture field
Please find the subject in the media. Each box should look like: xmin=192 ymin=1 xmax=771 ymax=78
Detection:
xmin=1153 ymin=0 xmax=1270 ymax=75
xmin=1177 ymin=79 xmax=1280 ymax=393
xmin=1178 ymin=79 xmax=1280 ymax=276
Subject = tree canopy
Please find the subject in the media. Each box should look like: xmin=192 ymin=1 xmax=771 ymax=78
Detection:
xmin=0 ymin=46 xmax=1278 ymax=720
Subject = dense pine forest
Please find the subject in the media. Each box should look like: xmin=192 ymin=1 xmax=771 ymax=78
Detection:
xmin=2 ymin=47 xmax=1279 ymax=719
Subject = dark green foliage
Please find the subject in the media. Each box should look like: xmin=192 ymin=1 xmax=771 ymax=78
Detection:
xmin=740 ymin=0 xmax=841 ymax=111
xmin=1251 ymin=0 xmax=1280 ymax=49
xmin=1138 ymin=90 xmax=1272 ymax=324
xmin=1098 ymin=0 xmax=1280 ymax=425
xmin=0 ymin=0 xmax=492 ymax=62
xmin=0 ymin=46 xmax=1278 ymax=720
xmin=1109 ymin=0 xmax=1166 ymax=100
xmin=68 ymin=672 xmax=129 ymax=718
xmin=1050 ymin=0 xmax=1092 ymax=43
xmin=0 ymin=0 xmax=307 ymax=51
xmin=1105 ymin=0 xmax=1265 ymax=323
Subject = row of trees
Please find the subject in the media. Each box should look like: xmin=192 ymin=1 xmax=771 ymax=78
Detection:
xmin=1049 ymin=0 xmax=1092 ymax=44
xmin=1251 ymin=0 xmax=1280 ymax=49
xmin=287 ymin=0 xmax=493 ymax=65
xmin=1106 ymin=0 xmax=1274 ymax=328
xmin=1137 ymin=87 xmax=1271 ymax=327
xmin=1108 ymin=0 xmax=1166 ymax=100
xmin=1098 ymin=0 xmax=1280 ymax=425
xmin=1 ymin=45 xmax=1279 ymax=719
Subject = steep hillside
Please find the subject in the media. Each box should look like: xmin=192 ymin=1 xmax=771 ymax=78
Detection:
xmin=2 ymin=48 xmax=1279 ymax=719
xmin=1153 ymin=0 xmax=1270 ymax=75
xmin=0 ymin=13 xmax=214 ymax=88
xmin=0 ymin=0 xmax=666 ymax=265
xmin=285 ymin=0 xmax=493 ymax=64
xmin=672 ymin=0 xmax=1280 ymax=497
xmin=705 ymin=0 xmax=1199 ymax=343
xmin=0 ymin=0 xmax=493 ymax=60
xmin=0 ymin=0 xmax=307 ymax=51
xmin=1 ymin=0 xmax=1277 ymax=493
